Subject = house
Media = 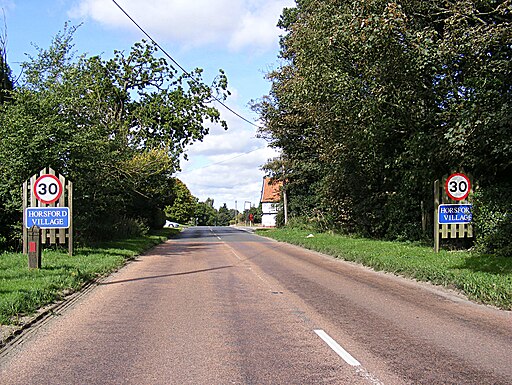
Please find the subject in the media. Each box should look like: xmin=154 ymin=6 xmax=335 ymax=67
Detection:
xmin=260 ymin=177 xmax=282 ymax=227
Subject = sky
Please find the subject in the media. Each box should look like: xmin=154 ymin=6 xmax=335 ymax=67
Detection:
xmin=1 ymin=0 xmax=294 ymax=210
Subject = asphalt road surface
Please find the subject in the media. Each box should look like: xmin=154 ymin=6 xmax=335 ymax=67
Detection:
xmin=0 ymin=226 xmax=510 ymax=384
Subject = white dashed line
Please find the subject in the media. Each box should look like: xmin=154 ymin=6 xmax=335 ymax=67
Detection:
xmin=314 ymin=329 xmax=361 ymax=367
xmin=209 ymin=227 xmax=383 ymax=384
xmin=314 ymin=330 xmax=384 ymax=384
xmin=209 ymin=227 xmax=222 ymax=240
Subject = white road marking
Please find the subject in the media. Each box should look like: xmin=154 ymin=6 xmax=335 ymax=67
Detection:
xmin=216 ymin=232 xmax=280 ymax=291
xmin=314 ymin=329 xmax=361 ymax=367
xmin=356 ymin=367 xmax=385 ymax=385
xmin=209 ymin=227 xmax=222 ymax=240
xmin=221 ymin=240 xmax=244 ymax=261
xmin=209 ymin=228 xmax=384 ymax=384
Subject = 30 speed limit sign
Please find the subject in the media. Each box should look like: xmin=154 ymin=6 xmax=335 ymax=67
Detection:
xmin=445 ymin=173 xmax=471 ymax=201
xmin=34 ymin=174 xmax=63 ymax=204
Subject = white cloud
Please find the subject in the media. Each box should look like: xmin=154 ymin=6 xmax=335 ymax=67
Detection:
xmin=69 ymin=0 xmax=295 ymax=52
xmin=184 ymin=95 xmax=263 ymax=157
xmin=67 ymin=0 xmax=287 ymax=209
xmin=177 ymin=117 xmax=279 ymax=209
xmin=186 ymin=126 xmax=259 ymax=158
xmin=228 ymin=1 xmax=290 ymax=52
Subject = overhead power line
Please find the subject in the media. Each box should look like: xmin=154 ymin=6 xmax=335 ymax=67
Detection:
xmin=178 ymin=145 xmax=269 ymax=174
xmin=111 ymin=0 xmax=262 ymax=129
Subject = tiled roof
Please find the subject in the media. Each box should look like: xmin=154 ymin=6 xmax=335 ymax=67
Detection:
xmin=260 ymin=177 xmax=282 ymax=203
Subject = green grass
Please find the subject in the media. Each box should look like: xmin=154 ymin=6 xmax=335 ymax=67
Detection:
xmin=0 ymin=228 xmax=180 ymax=325
xmin=257 ymin=228 xmax=512 ymax=310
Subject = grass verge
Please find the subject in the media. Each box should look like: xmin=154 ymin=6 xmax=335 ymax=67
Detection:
xmin=0 ymin=228 xmax=180 ymax=325
xmin=257 ymin=228 xmax=512 ymax=310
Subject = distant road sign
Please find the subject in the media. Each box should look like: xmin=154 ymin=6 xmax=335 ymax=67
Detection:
xmin=438 ymin=204 xmax=473 ymax=224
xmin=25 ymin=207 xmax=70 ymax=229
xmin=34 ymin=174 xmax=63 ymax=204
xmin=445 ymin=173 xmax=471 ymax=201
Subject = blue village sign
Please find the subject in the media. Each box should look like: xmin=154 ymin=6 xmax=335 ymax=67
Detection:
xmin=438 ymin=204 xmax=473 ymax=225
xmin=25 ymin=207 xmax=70 ymax=229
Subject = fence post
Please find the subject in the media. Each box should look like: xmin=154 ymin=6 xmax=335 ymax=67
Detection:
xmin=434 ymin=180 xmax=440 ymax=253
xmin=28 ymin=225 xmax=41 ymax=269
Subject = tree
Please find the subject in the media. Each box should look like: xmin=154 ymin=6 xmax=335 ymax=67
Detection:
xmin=195 ymin=198 xmax=217 ymax=226
xmin=255 ymin=0 xmax=511 ymax=250
xmin=165 ymin=179 xmax=197 ymax=224
xmin=0 ymin=18 xmax=13 ymax=104
xmin=0 ymin=24 xmax=229 ymax=247
xmin=247 ymin=204 xmax=262 ymax=224
xmin=217 ymin=203 xmax=233 ymax=226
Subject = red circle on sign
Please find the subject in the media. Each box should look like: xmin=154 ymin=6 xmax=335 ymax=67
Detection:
xmin=445 ymin=173 xmax=471 ymax=201
xmin=34 ymin=174 xmax=63 ymax=204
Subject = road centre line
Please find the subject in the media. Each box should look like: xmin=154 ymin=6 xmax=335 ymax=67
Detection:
xmin=314 ymin=329 xmax=361 ymax=367
xmin=209 ymin=228 xmax=245 ymax=261
xmin=208 ymin=229 xmax=382 ymax=383
xmin=208 ymin=228 xmax=383 ymax=384
xmin=209 ymin=227 xmax=222 ymax=241
xmin=214 ymin=232 xmax=280 ymax=290
xmin=219 ymin=241 xmax=243 ymax=262
xmin=224 ymin=242 xmax=244 ymax=261
xmin=314 ymin=329 xmax=387 ymax=384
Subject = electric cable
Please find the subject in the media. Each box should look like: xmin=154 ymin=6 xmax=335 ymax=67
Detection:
xmin=111 ymin=0 xmax=263 ymax=129
xmin=178 ymin=145 xmax=269 ymax=174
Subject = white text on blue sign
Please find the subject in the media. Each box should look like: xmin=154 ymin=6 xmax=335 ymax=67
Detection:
xmin=438 ymin=204 xmax=472 ymax=224
xmin=25 ymin=207 xmax=70 ymax=229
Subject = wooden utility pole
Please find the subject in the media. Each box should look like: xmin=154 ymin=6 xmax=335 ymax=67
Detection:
xmin=283 ymin=180 xmax=288 ymax=225
xmin=281 ymin=163 xmax=288 ymax=225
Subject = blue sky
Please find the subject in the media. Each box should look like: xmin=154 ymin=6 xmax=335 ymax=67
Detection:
xmin=1 ymin=0 xmax=294 ymax=209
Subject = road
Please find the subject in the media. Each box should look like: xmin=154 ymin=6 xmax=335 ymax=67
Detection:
xmin=0 ymin=226 xmax=510 ymax=384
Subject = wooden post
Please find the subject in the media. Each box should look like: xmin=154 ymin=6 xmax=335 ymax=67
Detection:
xmin=434 ymin=180 xmax=440 ymax=253
xmin=28 ymin=226 xmax=41 ymax=269
xmin=22 ymin=181 xmax=28 ymax=255
xmin=68 ymin=179 xmax=73 ymax=256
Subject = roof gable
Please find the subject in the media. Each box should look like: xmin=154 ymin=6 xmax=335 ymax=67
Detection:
xmin=260 ymin=177 xmax=282 ymax=203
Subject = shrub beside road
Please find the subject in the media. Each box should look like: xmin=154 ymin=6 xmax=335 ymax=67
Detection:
xmin=257 ymin=228 xmax=512 ymax=310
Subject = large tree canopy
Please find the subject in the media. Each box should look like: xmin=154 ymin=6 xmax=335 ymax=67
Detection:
xmin=0 ymin=25 xmax=229 ymax=246
xmin=255 ymin=0 xmax=511 ymax=251
xmin=165 ymin=179 xmax=197 ymax=224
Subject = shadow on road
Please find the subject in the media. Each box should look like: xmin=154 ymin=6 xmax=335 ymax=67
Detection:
xmin=100 ymin=264 xmax=234 ymax=286
xmin=99 ymin=226 xmax=277 ymax=286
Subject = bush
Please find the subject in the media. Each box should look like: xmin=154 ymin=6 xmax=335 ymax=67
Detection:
xmin=383 ymin=192 xmax=426 ymax=242
xmin=473 ymin=184 xmax=512 ymax=257
xmin=151 ymin=209 xmax=167 ymax=229
xmin=76 ymin=216 xmax=149 ymax=243
xmin=283 ymin=211 xmax=334 ymax=233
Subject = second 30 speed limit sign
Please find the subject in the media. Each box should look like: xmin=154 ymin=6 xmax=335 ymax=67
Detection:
xmin=445 ymin=173 xmax=471 ymax=201
xmin=34 ymin=174 xmax=63 ymax=204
